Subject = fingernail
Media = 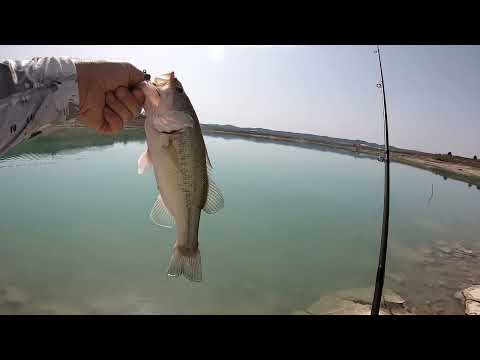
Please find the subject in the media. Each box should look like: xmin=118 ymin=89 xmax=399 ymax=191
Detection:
xmin=116 ymin=87 xmax=128 ymax=99
xmin=106 ymin=92 xmax=115 ymax=103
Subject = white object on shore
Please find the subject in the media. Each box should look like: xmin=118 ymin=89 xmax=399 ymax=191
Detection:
xmin=463 ymin=285 xmax=480 ymax=302
xmin=465 ymin=301 xmax=480 ymax=315
xmin=455 ymin=285 xmax=480 ymax=315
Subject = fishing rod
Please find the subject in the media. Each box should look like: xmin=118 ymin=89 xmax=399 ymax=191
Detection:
xmin=371 ymin=45 xmax=390 ymax=315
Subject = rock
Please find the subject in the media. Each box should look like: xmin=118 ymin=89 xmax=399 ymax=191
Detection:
xmin=86 ymin=292 xmax=160 ymax=315
xmin=23 ymin=303 xmax=88 ymax=315
xmin=304 ymin=287 xmax=415 ymax=315
xmin=458 ymin=286 xmax=480 ymax=315
xmin=390 ymin=307 xmax=414 ymax=315
xmin=382 ymin=291 xmax=410 ymax=314
xmin=419 ymin=247 xmax=433 ymax=256
xmin=436 ymin=280 xmax=447 ymax=287
xmin=465 ymin=300 xmax=480 ymax=315
xmin=387 ymin=272 xmax=407 ymax=284
xmin=383 ymin=292 xmax=406 ymax=305
xmin=307 ymin=295 xmax=350 ymax=315
xmin=439 ymin=246 xmax=451 ymax=254
xmin=306 ymin=290 xmax=392 ymax=315
xmin=462 ymin=285 xmax=480 ymax=302
xmin=456 ymin=246 xmax=473 ymax=255
xmin=291 ymin=310 xmax=311 ymax=315
xmin=0 ymin=286 xmax=30 ymax=306
xmin=335 ymin=287 xmax=401 ymax=305
xmin=454 ymin=291 xmax=465 ymax=303
xmin=435 ymin=240 xmax=448 ymax=247
xmin=308 ymin=298 xmax=389 ymax=315
xmin=335 ymin=288 xmax=374 ymax=304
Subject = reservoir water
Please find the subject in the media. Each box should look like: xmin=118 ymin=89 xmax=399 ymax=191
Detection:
xmin=0 ymin=129 xmax=479 ymax=314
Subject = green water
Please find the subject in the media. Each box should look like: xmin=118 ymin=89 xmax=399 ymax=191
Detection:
xmin=0 ymin=129 xmax=479 ymax=314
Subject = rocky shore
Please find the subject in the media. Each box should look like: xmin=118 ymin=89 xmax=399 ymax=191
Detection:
xmin=2 ymin=230 xmax=478 ymax=315
xmin=292 ymin=238 xmax=480 ymax=315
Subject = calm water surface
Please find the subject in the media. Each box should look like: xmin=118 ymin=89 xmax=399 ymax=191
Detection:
xmin=0 ymin=129 xmax=479 ymax=314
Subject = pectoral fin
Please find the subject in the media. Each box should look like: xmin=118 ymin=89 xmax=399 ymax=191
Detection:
xmin=137 ymin=148 xmax=152 ymax=175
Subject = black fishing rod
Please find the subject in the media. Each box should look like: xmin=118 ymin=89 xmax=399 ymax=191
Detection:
xmin=371 ymin=45 xmax=390 ymax=315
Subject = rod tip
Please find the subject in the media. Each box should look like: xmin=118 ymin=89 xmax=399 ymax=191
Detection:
xmin=143 ymin=70 xmax=151 ymax=81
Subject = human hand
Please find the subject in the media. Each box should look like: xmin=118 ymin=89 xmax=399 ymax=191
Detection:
xmin=75 ymin=61 xmax=146 ymax=134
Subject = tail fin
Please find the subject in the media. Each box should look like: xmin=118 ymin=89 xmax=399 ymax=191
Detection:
xmin=166 ymin=248 xmax=202 ymax=282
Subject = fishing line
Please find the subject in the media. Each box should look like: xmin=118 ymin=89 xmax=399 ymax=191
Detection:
xmin=375 ymin=68 xmax=385 ymax=212
xmin=427 ymin=183 xmax=434 ymax=207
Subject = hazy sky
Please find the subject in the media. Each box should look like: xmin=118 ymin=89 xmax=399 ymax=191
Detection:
xmin=1 ymin=45 xmax=478 ymax=157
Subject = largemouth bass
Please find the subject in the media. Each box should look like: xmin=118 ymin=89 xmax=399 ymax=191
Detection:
xmin=137 ymin=72 xmax=224 ymax=282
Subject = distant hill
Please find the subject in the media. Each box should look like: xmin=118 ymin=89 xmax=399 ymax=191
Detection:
xmin=53 ymin=117 xmax=444 ymax=158
xmin=200 ymin=123 xmax=429 ymax=156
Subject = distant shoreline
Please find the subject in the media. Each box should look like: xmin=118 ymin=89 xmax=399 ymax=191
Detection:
xmin=58 ymin=118 xmax=480 ymax=187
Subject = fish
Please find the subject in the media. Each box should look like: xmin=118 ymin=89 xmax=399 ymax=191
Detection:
xmin=137 ymin=72 xmax=224 ymax=282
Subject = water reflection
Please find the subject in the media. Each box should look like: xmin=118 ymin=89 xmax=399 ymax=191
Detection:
xmin=0 ymin=128 xmax=146 ymax=161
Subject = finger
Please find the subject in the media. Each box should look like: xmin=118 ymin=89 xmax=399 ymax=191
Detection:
xmin=125 ymin=63 xmax=146 ymax=87
xmin=77 ymin=110 xmax=102 ymax=132
xmin=98 ymin=121 xmax=111 ymax=134
xmin=132 ymin=87 xmax=146 ymax=106
xmin=115 ymin=87 xmax=142 ymax=118
xmin=105 ymin=91 xmax=133 ymax=124
xmin=103 ymin=106 xmax=123 ymax=134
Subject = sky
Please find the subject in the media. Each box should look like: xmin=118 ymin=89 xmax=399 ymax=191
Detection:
xmin=1 ymin=45 xmax=479 ymax=157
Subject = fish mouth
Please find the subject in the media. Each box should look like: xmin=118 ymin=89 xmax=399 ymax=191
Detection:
xmin=145 ymin=118 xmax=185 ymax=136
xmin=160 ymin=129 xmax=184 ymax=135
